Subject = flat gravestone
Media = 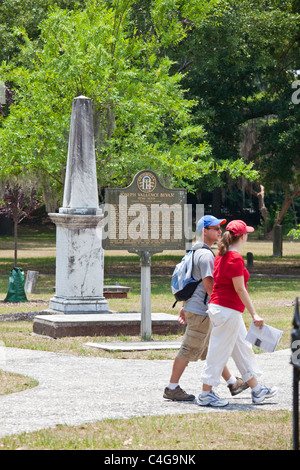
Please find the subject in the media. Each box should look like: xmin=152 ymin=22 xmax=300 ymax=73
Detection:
xmin=85 ymin=340 xmax=182 ymax=351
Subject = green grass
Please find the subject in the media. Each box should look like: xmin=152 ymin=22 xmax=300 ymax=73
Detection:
xmin=0 ymin=258 xmax=56 ymax=275
xmin=0 ymin=411 xmax=292 ymax=450
xmin=0 ymin=225 xmax=299 ymax=450
xmin=0 ymin=275 xmax=297 ymax=353
xmin=0 ymin=370 xmax=38 ymax=396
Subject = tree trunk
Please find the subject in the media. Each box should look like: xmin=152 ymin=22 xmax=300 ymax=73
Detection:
xmin=14 ymin=218 xmax=18 ymax=268
xmin=246 ymin=183 xmax=300 ymax=239
xmin=246 ymin=182 xmax=270 ymax=227
xmin=268 ymin=187 xmax=300 ymax=238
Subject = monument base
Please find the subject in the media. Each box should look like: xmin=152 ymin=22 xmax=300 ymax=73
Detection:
xmin=49 ymin=296 xmax=109 ymax=314
xmin=33 ymin=311 xmax=185 ymax=339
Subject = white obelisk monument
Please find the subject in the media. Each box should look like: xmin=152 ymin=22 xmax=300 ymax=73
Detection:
xmin=49 ymin=96 xmax=109 ymax=313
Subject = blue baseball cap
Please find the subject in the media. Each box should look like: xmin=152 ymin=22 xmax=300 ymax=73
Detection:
xmin=197 ymin=215 xmax=227 ymax=232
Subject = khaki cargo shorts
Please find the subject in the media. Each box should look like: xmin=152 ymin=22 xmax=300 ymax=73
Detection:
xmin=177 ymin=311 xmax=212 ymax=362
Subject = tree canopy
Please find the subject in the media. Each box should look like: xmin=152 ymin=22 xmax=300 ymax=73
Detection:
xmin=165 ymin=0 xmax=300 ymax=232
xmin=0 ymin=0 xmax=257 ymax=210
xmin=0 ymin=0 xmax=299 ymax=235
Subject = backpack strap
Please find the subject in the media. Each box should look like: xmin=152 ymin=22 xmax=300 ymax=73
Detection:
xmin=192 ymin=244 xmax=215 ymax=305
xmin=173 ymin=245 xmax=215 ymax=309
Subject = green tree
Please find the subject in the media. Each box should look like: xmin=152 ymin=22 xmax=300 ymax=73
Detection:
xmin=0 ymin=180 xmax=40 ymax=267
xmin=0 ymin=0 xmax=256 ymax=210
xmin=164 ymin=0 xmax=300 ymax=233
xmin=0 ymin=0 xmax=86 ymax=63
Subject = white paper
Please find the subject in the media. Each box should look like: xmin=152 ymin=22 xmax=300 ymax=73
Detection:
xmin=245 ymin=321 xmax=283 ymax=352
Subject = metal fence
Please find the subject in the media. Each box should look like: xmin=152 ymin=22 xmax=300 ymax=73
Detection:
xmin=291 ymin=297 xmax=300 ymax=450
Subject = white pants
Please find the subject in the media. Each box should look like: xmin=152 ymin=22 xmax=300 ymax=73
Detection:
xmin=201 ymin=303 xmax=262 ymax=387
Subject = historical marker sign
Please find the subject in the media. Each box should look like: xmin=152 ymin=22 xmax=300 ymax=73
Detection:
xmin=102 ymin=169 xmax=189 ymax=340
xmin=102 ymin=170 xmax=187 ymax=254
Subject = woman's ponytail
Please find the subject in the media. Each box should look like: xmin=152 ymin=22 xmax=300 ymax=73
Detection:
xmin=218 ymin=231 xmax=242 ymax=256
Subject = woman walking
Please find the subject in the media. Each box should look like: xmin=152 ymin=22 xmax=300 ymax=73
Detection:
xmin=198 ymin=220 xmax=277 ymax=407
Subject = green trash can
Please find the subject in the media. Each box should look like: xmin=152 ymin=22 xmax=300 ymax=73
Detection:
xmin=5 ymin=267 xmax=28 ymax=303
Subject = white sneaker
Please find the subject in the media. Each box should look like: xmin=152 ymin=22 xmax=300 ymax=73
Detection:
xmin=197 ymin=390 xmax=229 ymax=407
xmin=252 ymin=385 xmax=278 ymax=404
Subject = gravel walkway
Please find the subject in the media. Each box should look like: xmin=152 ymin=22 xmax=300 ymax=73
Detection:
xmin=0 ymin=346 xmax=293 ymax=438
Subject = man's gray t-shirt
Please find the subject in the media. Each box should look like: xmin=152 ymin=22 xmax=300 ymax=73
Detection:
xmin=183 ymin=242 xmax=215 ymax=316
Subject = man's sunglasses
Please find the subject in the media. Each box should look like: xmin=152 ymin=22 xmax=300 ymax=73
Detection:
xmin=205 ymin=226 xmax=222 ymax=231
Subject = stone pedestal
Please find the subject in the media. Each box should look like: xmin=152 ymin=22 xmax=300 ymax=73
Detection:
xmin=49 ymin=214 xmax=108 ymax=313
xmin=49 ymin=95 xmax=108 ymax=314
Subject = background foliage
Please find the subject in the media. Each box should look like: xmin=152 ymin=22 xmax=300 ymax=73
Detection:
xmin=0 ymin=0 xmax=299 ymax=235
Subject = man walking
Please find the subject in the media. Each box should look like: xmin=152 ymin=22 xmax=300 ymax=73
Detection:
xmin=163 ymin=215 xmax=248 ymax=403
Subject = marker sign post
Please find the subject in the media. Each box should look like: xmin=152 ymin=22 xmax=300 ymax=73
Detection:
xmin=103 ymin=170 xmax=187 ymax=340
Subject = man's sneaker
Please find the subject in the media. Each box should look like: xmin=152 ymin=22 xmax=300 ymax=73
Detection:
xmin=163 ymin=386 xmax=195 ymax=402
xmin=197 ymin=390 xmax=229 ymax=407
xmin=228 ymin=377 xmax=249 ymax=396
xmin=252 ymin=385 xmax=278 ymax=404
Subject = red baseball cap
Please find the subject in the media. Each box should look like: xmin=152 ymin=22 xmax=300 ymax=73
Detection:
xmin=226 ymin=220 xmax=254 ymax=236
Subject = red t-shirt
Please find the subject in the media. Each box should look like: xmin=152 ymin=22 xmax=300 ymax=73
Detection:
xmin=209 ymin=250 xmax=250 ymax=313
